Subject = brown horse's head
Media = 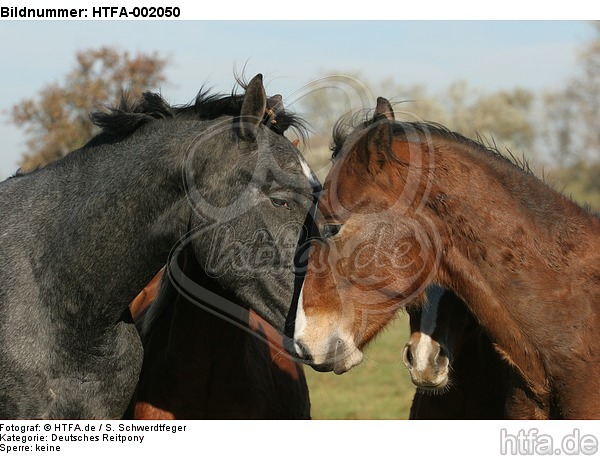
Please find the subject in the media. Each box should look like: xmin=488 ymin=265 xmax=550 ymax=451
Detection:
xmin=292 ymin=97 xmax=443 ymax=373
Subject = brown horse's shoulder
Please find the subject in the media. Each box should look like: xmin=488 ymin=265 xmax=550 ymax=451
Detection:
xmin=129 ymin=270 xmax=163 ymax=321
xmin=133 ymin=401 xmax=176 ymax=420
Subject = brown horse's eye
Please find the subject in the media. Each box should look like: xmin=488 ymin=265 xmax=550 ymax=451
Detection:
xmin=322 ymin=223 xmax=342 ymax=238
xmin=270 ymin=197 xmax=290 ymax=210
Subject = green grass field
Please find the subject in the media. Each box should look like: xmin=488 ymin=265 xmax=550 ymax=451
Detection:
xmin=303 ymin=313 xmax=416 ymax=419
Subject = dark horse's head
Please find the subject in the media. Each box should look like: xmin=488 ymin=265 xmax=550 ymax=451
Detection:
xmin=180 ymin=75 xmax=320 ymax=332
xmin=90 ymin=74 xmax=320 ymax=334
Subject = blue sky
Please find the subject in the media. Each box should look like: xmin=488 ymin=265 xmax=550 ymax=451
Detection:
xmin=0 ymin=20 xmax=595 ymax=177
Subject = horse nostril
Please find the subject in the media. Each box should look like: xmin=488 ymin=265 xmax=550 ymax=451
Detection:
xmin=434 ymin=346 xmax=449 ymax=369
xmin=403 ymin=343 xmax=414 ymax=367
xmin=293 ymin=340 xmax=313 ymax=363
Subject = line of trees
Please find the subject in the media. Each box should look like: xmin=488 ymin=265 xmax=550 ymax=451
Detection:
xmin=298 ymin=23 xmax=600 ymax=211
xmin=9 ymin=47 xmax=168 ymax=171
xmin=7 ymin=24 xmax=600 ymax=211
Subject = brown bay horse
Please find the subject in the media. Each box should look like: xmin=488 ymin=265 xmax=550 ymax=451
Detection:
xmin=127 ymin=259 xmax=310 ymax=419
xmin=291 ymin=97 xmax=600 ymax=418
xmin=404 ymin=285 xmax=539 ymax=419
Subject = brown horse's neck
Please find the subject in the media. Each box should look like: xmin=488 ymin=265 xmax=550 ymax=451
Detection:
xmin=426 ymin=139 xmax=600 ymax=416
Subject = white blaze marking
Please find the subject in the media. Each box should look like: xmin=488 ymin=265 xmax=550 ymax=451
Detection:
xmin=293 ymin=282 xmax=307 ymax=355
xmin=292 ymin=281 xmax=362 ymax=371
xmin=414 ymin=285 xmax=444 ymax=370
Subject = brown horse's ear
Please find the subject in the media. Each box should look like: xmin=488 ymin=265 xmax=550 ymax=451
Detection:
xmin=373 ymin=97 xmax=395 ymax=122
xmin=239 ymin=73 xmax=267 ymax=139
xmin=364 ymin=117 xmax=394 ymax=175
xmin=362 ymin=97 xmax=395 ymax=176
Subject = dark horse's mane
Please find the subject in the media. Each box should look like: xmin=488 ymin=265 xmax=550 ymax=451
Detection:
xmin=7 ymin=85 xmax=308 ymax=180
xmin=87 ymin=87 xmax=308 ymax=147
xmin=330 ymin=109 xmax=535 ymax=176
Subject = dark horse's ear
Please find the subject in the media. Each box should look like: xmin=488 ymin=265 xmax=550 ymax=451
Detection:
xmin=361 ymin=97 xmax=394 ymax=175
xmin=238 ymin=73 xmax=267 ymax=139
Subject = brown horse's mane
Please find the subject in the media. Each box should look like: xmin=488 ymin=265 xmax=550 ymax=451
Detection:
xmin=331 ymin=109 xmax=598 ymax=222
xmin=331 ymin=109 xmax=534 ymax=174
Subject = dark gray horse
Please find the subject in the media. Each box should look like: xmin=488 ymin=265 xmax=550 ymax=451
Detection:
xmin=0 ymin=74 xmax=318 ymax=419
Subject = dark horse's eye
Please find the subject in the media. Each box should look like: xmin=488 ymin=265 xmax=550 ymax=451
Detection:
xmin=270 ymin=197 xmax=290 ymax=210
xmin=322 ymin=223 xmax=342 ymax=238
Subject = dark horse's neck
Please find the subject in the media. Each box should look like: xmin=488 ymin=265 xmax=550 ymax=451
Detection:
xmin=0 ymin=120 xmax=206 ymax=417
xmin=5 ymin=121 xmax=200 ymax=330
xmin=428 ymin=137 xmax=600 ymax=417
